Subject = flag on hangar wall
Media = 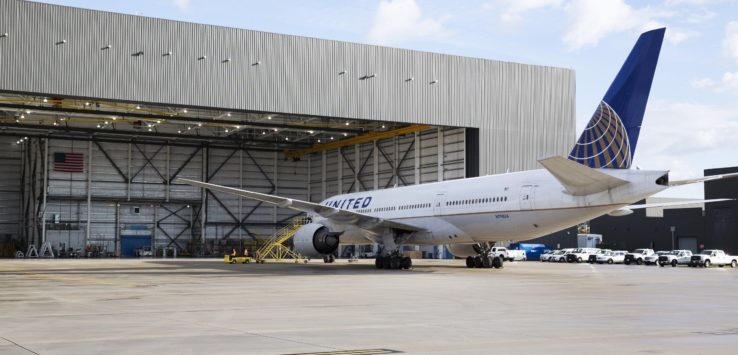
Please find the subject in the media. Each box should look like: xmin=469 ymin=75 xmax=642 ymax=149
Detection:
xmin=53 ymin=152 xmax=84 ymax=173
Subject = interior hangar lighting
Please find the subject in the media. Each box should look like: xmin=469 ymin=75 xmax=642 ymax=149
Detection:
xmin=163 ymin=51 xmax=172 ymax=56
xmin=42 ymin=98 xmax=48 ymax=103
xmin=0 ymin=33 xmax=8 ymax=38
xmin=101 ymin=44 xmax=111 ymax=50
xmin=55 ymin=39 xmax=67 ymax=45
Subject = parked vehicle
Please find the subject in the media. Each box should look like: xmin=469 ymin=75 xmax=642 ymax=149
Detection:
xmin=624 ymin=249 xmax=655 ymax=265
xmin=566 ymin=248 xmax=600 ymax=263
xmin=507 ymin=249 xmax=527 ymax=261
xmin=645 ymin=251 xmax=670 ymax=265
xmin=596 ymin=250 xmax=627 ymax=264
xmin=551 ymin=248 xmax=575 ymax=263
xmin=658 ymin=250 xmax=693 ymax=267
xmin=689 ymin=250 xmax=738 ymax=268
xmin=135 ymin=246 xmax=152 ymax=257
xmin=588 ymin=249 xmax=612 ymax=263
xmin=540 ymin=250 xmax=556 ymax=262
xmin=489 ymin=247 xmax=509 ymax=261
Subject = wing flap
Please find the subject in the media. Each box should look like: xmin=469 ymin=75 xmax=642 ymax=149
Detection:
xmin=538 ymin=156 xmax=629 ymax=196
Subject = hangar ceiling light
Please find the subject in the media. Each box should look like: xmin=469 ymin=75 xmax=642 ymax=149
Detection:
xmin=0 ymin=33 xmax=7 ymax=38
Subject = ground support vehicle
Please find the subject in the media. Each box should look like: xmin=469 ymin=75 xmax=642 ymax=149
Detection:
xmin=689 ymin=250 xmax=738 ymax=268
xmin=658 ymin=250 xmax=693 ymax=267
xmin=624 ymin=249 xmax=655 ymax=265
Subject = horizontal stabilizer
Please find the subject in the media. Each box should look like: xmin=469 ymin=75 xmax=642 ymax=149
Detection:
xmin=539 ymin=156 xmax=629 ymax=196
xmin=626 ymin=198 xmax=733 ymax=210
xmin=669 ymin=172 xmax=738 ymax=186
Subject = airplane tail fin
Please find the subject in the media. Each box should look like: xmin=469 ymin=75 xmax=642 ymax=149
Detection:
xmin=568 ymin=28 xmax=665 ymax=169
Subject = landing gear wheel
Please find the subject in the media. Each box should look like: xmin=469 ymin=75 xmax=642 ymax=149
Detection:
xmin=482 ymin=256 xmax=492 ymax=268
xmin=390 ymin=256 xmax=401 ymax=270
xmin=624 ymin=260 xmax=631 ymax=265
xmin=473 ymin=256 xmax=483 ymax=268
xmin=401 ymin=256 xmax=412 ymax=270
xmin=323 ymin=255 xmax=329 ymax=263
xmin=492 ymin=256 xmax=504 ymax=269
xmin=382 ymin=256 xmax=391 ymax=269
xmin=375 ymin=257 xmax=384 ymax=269
xmin=466 ymin=256 xmax=475 ymax=268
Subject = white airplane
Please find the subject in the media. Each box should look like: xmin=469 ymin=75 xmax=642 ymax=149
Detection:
xmin=179 ymin=28 xmax=737 ymax=270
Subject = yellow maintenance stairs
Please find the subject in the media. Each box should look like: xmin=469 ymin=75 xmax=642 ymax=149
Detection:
xmin=252 ymin=217 xmax=311 ymax=263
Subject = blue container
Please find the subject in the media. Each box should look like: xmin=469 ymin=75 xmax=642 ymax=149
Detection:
xmin=508 ymin=243 xmax=550 ymax=261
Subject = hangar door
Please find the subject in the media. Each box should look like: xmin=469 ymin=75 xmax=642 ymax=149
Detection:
xmin=120 ymin=235 xmax=151 ymax=257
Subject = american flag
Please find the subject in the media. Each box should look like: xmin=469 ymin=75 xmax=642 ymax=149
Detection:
xmin=54 ymin=152 xmax=84 ymax=173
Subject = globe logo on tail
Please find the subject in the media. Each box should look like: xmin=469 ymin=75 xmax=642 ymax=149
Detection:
xmin=568 ymin=101 xmax=632 ymax=169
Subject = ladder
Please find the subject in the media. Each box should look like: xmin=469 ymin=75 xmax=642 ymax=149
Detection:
xmin=254 ymin=217 xmax=311 ymax=263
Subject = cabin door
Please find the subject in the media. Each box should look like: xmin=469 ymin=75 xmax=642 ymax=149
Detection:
xmin=433 ymin=193 xmax=446 ymax=216
xmin=519 ymin=185 xmax=535 ymax=210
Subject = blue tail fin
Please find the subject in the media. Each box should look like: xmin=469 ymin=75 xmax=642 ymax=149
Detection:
xmin=568 ymin=28 xmax=665 ymax=169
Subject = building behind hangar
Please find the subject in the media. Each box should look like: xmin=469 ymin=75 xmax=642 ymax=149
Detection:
xmin=0 ymin=1 xmax=575 ymax=256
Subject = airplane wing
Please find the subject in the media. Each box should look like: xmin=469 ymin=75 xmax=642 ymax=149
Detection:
xmin=669 ymin=172 xmax=738 ymax=186
xmin=625 ymin=198 xmax=733 ymax=210
xmin=538 ymin=156 xmax=629 ymax=196
xmin=176 ymin=178 xmax=422 ymax=232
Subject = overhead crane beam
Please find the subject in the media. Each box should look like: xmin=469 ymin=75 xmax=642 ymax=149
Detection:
xmin=0 ymin=102 xmax=367 ymax=134
xmin=284 ymin=124 xmax=434 ymax=160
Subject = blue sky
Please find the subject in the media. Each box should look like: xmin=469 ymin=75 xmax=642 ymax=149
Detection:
xmin=40 ymin=0 xmax=738 ymax=198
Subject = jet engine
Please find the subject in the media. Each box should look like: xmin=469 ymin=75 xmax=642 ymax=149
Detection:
xmin=446 ymin=243 xmax=483 ymax=258
xmin=293 ymin=223 xmax=341 ymax=258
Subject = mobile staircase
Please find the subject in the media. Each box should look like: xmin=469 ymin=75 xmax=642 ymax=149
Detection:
xmin=254 ymin=217 xmax=310 ymax=263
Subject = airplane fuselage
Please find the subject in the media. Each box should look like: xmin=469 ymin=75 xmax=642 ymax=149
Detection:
xmin=315 ymin=168 xmax=669 ymax=246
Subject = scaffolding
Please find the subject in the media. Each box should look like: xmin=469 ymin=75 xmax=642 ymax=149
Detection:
xmin=254 ymin=217 xmax=311 ymax=263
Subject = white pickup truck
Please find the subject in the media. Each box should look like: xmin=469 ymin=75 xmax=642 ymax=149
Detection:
xmin=507 ymin=249 xmax=527 ymax=261
xmin=688 ymin=249 xmax=738 ymax=268
xmin=489 ymin=247 xmax=509 ymax=261
xmin=624 ymin=248 xmax=655 ymax=265
xmin=658 ymin=250 xmax=693 ymax=267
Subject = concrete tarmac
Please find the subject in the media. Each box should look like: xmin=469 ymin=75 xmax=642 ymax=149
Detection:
xmin=1 ymin=258 xmax=737 ymax=354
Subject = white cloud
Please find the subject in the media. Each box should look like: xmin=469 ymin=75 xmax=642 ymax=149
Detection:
xmin=366 ymin=0 xmax=447 ymax=45
xmin=173 ymin=0 xmax=190 ymax=12
xmin=634 ymin=99 xmax=738 ymax=188
xmin=694 ymin=23 xmax=738 ymax=94
xmin=562 ymin=0 xmax=652 ymax=49
xmin=693 ymin=71 xmax=738 ymax=94
xmin=724 ymin=21 xmax=738 ymax=62
xmin=494 ymin=0 xmax=564 ymax=23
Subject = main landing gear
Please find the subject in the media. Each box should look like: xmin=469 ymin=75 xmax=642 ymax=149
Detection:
xmin=465 ymin=243 xmax=504 ymax=269
xmin=375 ymin=253 xmax=412 ymax=270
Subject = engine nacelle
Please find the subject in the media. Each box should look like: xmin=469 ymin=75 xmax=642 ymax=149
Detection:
xmin=608 ymin=208 xmax=634 ymax=217
xmin=293 ymin=223 xmax=341 ymax=258
xmin=446 ymin=243 xmax=483 ymax=258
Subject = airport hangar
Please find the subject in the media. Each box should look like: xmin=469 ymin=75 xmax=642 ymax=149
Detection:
xmin=0 ymin=1 xmax=575 ymax=258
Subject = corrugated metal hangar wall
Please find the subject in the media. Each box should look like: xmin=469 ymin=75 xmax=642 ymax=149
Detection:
xmin=0 ymin=1 xmax=575 ymax=174
xmin=0 ymin=1 xmax=575 ymax=255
